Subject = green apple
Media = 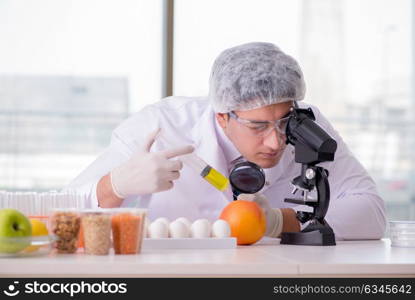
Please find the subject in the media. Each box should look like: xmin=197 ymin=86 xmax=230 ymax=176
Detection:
xmin=0 ymin=209 xmax=32 ymax=253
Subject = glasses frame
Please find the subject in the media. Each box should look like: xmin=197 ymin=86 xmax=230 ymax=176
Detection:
xmin=228 ymin=110 xmax=291 ymax=137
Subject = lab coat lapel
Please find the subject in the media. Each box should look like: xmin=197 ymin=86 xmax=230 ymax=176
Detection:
xmin=190 ymin=105 xmax=233 ymax=203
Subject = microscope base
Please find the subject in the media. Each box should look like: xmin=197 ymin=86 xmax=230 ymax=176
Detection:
xmin=280 ymin=229 xmax=336 ymax=246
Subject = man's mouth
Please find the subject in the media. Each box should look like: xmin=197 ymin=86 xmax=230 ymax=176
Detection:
xmin=259 ymin=152 xmax=280 ymax=158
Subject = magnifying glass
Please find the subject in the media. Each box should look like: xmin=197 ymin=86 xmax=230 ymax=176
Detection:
xmin=229 ymin=161 xmax=265 ymax=200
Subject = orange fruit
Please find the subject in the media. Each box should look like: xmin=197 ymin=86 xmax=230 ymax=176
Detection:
xmin=219 ymin=200 xmax=266 ymax=245
xmin=25 ymin=219 xmax=48 ymax=253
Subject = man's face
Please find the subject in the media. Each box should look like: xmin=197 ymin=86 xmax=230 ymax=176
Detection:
xmin=216 ymin=101 xmax=293 ymax=169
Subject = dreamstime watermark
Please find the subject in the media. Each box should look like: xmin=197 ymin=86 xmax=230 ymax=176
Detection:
xmin=2 ymin=280 xmax=127 ymax=297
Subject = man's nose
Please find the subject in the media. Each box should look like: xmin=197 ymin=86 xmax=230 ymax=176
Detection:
xmin=263 ymin=128 xmax=283 ymax=150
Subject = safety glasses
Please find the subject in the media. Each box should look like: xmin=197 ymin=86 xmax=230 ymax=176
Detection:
xmin=228 ymin=111 xmax=291 ymax=137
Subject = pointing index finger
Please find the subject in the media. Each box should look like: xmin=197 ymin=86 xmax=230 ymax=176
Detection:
xmin=162 ymin=145 xmax=194 ymax=159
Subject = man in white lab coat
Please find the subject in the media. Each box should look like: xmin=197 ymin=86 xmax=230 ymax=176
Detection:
xmin=68 ymin=42 xmax=386 ymax=240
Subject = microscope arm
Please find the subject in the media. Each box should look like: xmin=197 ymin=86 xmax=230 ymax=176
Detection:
xmin=314 ymin=166 xmax=330 ymax=221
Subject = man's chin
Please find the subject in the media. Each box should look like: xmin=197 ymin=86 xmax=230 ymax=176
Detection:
xmin=251 ymin=156 xmax=281 ymax=169
xmin=258 ymin=160 xmax=279 ymax=169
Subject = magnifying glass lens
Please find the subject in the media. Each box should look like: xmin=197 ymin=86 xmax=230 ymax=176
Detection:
xmin=229 ymin=162 xmax=265 ymax=195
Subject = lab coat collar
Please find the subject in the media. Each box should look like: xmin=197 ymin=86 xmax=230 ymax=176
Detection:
xmin=190 ymin=104 xmax=223 ymax=170
xmin=190 ymin=104 xmax=234 ymax=201
xmin=214 ymin=116 xmax=241 ymax=168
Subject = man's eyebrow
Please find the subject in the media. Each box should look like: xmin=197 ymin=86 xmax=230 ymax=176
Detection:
xmin=248 ymin=111 xmax=291 ymax=123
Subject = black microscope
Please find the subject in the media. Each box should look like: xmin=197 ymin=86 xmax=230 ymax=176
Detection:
xmin=229 ymin=102 xmax=338 ymax=246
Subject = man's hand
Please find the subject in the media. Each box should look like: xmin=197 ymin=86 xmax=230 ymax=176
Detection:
xmin=237 ymin=193 xmax=300 ymax=237
xmin=110 ymin=129 xmax=194 ymax=199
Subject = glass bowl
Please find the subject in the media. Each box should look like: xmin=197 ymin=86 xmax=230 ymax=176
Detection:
xmin=389 ymin=221 xmax=415 ymax=248
xmin=0 ymin=235 xmax=56 ymax=257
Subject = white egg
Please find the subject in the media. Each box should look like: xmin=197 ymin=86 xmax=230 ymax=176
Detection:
xmin=212 ymin=220 xmax=231 ymax=238
xmin=153 ymin=217 xmax=170 ymax=227
xmin=175 ymin=217 xmax=191 ymax=228
xmin=148 ymin=220 xmax=169 ymax=238
xmin=190 ymin=219 xmax=211 ymax=238
xmin=169 ymin=220 xmax=190 ymax=238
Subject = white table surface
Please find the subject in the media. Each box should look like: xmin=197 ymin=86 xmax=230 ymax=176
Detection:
xmin=1 ymin=238 xmax=414 ymax=278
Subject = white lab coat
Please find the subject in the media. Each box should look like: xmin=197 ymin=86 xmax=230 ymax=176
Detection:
xmin=67 ymin=96 xmax=386 ymax=240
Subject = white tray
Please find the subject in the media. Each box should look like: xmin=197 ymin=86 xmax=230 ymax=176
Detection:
xmin=142 ymin=237 xmax=237 ymax=249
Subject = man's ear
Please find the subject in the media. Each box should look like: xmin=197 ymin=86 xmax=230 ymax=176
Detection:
xmin=215 ymin=113 xmax=229 ymax=129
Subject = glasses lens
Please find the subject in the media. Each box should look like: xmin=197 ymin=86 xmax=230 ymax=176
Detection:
xmin=276 ymin=117 xmax=289 ymax=134
xmin=231 ymin=111 xmax=290 ymax=137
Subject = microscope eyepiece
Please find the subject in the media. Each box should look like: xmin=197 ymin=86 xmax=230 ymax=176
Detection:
xmin=286 ymin=107 xmax=337 ymax=164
